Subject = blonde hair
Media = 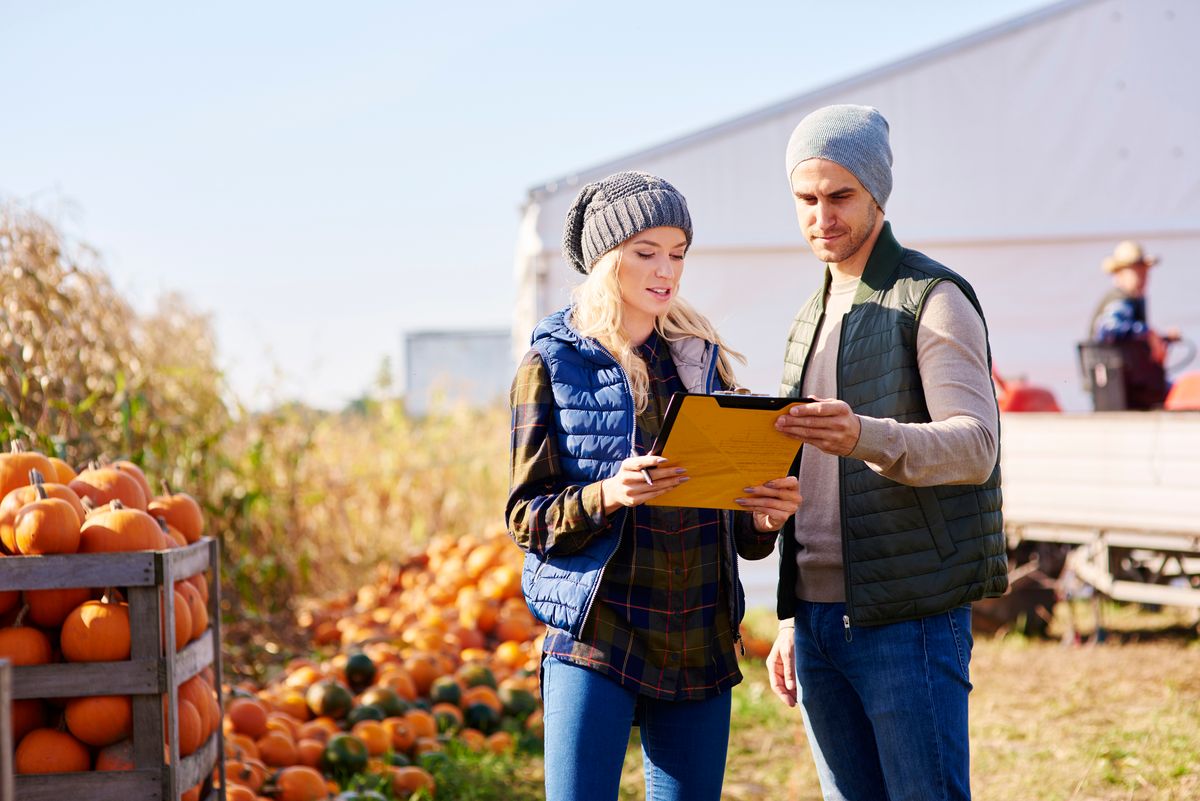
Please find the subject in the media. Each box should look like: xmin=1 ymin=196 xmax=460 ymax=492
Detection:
xmin=571 ymin=247 xmax=745 ymax=413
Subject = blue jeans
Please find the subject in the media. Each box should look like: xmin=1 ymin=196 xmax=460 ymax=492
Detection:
xmin=792 ymin=601 xmax=974 ymax=801
xmin=541 ymin=656 xmax=732 ymax=801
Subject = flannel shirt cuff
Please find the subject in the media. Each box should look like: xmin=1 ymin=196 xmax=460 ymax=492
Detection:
xmin=580 ymin=482 xmax=608 ymax=530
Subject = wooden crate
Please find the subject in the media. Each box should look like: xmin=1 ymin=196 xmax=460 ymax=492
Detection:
xmin=1 ymin=539 xmax=227 ymax=801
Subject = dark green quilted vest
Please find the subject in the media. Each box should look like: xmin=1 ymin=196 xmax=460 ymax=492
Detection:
xmin=777 ymin=222 xmax=1007 ymax=626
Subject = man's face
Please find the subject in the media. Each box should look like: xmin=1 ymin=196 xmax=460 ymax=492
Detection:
xmin=1114 ymin=263 xmax=1150 ymax=296
xmin=789 ymin=158 xmax=880 ymax=265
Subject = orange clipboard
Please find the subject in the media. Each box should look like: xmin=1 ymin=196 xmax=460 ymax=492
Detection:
xmin=645 ymin=392 xmax=811 ymax=510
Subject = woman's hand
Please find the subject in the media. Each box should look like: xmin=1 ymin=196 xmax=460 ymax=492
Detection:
xmin=598 ymin=455 xmax=688 ymax=514
xmin=735 ymin=476 xmax=801 ymax=531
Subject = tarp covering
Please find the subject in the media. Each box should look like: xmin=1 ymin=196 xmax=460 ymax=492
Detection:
xmin=513 ymin=0 xmax=1200 ymax=410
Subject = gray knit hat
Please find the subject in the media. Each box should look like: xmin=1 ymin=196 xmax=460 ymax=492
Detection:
xmin=785 ymin=105 xmax=893 ymax=209
xmin=562 ymin=171 xmax=692 ymax=274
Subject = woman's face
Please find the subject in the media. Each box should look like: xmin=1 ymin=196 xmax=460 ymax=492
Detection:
xmin=615 ymin=226 xmax=687 ymax=332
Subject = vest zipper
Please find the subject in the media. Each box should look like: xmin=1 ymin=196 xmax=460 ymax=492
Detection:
xmin=577 ymin=338 xmax=640 ymax=637
xmin=835 ymin=308 xmax=856 ymax=632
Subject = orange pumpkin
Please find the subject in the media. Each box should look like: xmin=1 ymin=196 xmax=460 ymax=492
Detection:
xmin=173 ymin=698 xmax=204 ymax=757
xmin=350 ymin=720 xmax=391 ymax=756
xmin=69 ymin=465 xmax=147 ymax=511
xmin=296 ymin=737 xmax=325 ymax=768
xmin=15 ymin=728 xmax=91 ymax=774
xmin=148 ymin=481 xmax=204 ymax=543
xmin=0 ymin=445 xmax=54 ymax=501
xmin=403 ymin=708 xmax=438 ymax=740
xmin=61 ymin=600 xmax=132 ymax=662
xmin=228 ymin=697 xmax=271 ymax=739
xmin=47 ymin=456 xmax=77 ymax=484
xmin=11 ymin=699 xmax=45 ymax=743
xmin=274 ymin=765 xmax=332 ymax=801
xmin=156 ymin=516 xmax=187 ymax=548
xmin=64 ymin=695 xmax=133 ymax=747
xmin=188 ymin=572 xmax=210 ymax=604
xmin=381 ymin=716 xmax=417 ymax=753
xmin=95 ymin=738 xmax=135 ymax=771
xmin=389 ymin=765 xmax=436 ymax=796
xmin=180 ymin=676 xmax=213 ymax=738
xmin=177 ymin=580 xmax=207 ymax=641
xmin=78 ymin=502 xmax=162 ymax=553
xmin=224 ymin=758 xmax=268 ymax=793
xmin=25 ymin=587 xmax=93 ymax=628
xmin=0 ymin=620 xmax=52 ymax=666
xmin=256 ymin=729 xmax=298 ymax=767
xmin=0 ymin=588 xmax=19 ymax=616
xmin=0 ymin=473 xmax=86 ymax=553
xmin=14 ymin=485 xmax=81 ymax=555
xmin=110 ymin=460 xmax=153 ymax=505
xmin=226 ymin=784 xmax=257 ymax=801
xmin=163 ymin=589 xmax=192 ymax=653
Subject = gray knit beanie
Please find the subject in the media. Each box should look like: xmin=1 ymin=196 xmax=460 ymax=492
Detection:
xmin=562 ymin=171 xmax=692 ymax=275
xmin=785 ymin=104 xmax=893 ymax=209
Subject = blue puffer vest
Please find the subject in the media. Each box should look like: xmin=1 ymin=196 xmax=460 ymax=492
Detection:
xmin=520 ymin=307 xmax=733 ymax=638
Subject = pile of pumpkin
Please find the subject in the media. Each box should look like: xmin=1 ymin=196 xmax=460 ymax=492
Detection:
xmin=219 ymin=528 xmax=545 ymax=801
xmin=0 ymin=444 xmax=220 ymax=800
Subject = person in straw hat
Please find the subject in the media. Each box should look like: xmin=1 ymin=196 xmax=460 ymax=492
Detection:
xmin=1087 ymin=239 xmax=1180 ymax=409
xmin=1090 ymin=239 xmax=1179 ymax=348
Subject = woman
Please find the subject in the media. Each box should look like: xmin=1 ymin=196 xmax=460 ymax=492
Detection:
xmin=506 ymin=171 xmax=801 ymax=801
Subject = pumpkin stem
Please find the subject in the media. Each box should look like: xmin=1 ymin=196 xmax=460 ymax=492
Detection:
xmin=160 ymin=479 xmax=173 ymax=497
xmin=34 ymin=483 xmax=48 ymax=501
xmin=155 ymin=515 xmax=169 ymax=533
xmin=88 ymin=459 xmax=101 ymax=471
xmin=80 ymin=495 xmax=97 ymax=513
xmin=10 ymin=442 xmax=24 ymax=454
xmin=13 ymin=602 xmax=29 ymax=627
xmin=111 ymin=499 xmax=125 ymax=510
xmin=28 ymin=468 xmax=45 ymax=486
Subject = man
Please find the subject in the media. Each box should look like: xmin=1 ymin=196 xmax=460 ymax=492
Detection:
xmin=764 ymin=104 xmax=1007 ymax=801
xmin=1087 ymin=240 xmax=1178 ymax=409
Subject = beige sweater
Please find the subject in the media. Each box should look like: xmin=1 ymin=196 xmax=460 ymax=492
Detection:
xmin=793 ymin=278 xmax=999 ymax=602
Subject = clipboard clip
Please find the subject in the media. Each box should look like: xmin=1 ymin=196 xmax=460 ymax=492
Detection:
xmin=712 ymin=387 xmax=767 ymax=396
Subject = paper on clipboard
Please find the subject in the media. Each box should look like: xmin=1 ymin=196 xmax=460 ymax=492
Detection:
xmin=645 ymin=392 xmax=810 ymax=510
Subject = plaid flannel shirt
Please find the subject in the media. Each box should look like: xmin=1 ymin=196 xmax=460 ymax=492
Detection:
xmin=508 ymin=331 xmax=775 ymax=700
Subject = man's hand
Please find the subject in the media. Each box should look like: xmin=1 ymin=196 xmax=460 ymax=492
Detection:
xmin=766 ymin=625 xmax=797 ymax=707
xmin=775 ymin=398 xmax=862 ymax=456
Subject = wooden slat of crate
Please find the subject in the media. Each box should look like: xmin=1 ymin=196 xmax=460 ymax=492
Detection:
xmin=0 ymin=538 xmax=212 ymax=591
xmin=12 ymin=659 xmax=159 ymax=699
xmin=204 ymin=539 xmax=228 ymax=801
xmin=15 ymin=770 xmax=163 ymax=801
xmin=11 ymin=732 xmax=220 ymax=801
xmin=176 ymin=731 xmax=220 ymax=793
xmin=1 ymin=660 xmax=12 ymax=801
xmin=0 ymin=550 xmax=156 ymax=590
xmin=176 ymin=633 xmax=214 ymax=686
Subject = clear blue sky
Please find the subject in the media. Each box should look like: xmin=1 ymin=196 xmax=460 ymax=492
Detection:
xmin=2 ymin=0 xmax=1050 ymax=409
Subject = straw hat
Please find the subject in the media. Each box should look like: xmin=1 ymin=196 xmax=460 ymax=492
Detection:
xmin=1102 ymin=240 xmax=1159 ymax=273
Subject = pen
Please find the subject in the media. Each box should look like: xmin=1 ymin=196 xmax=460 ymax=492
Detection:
xmin=640 ymin=468 xmax=654 ymax=486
